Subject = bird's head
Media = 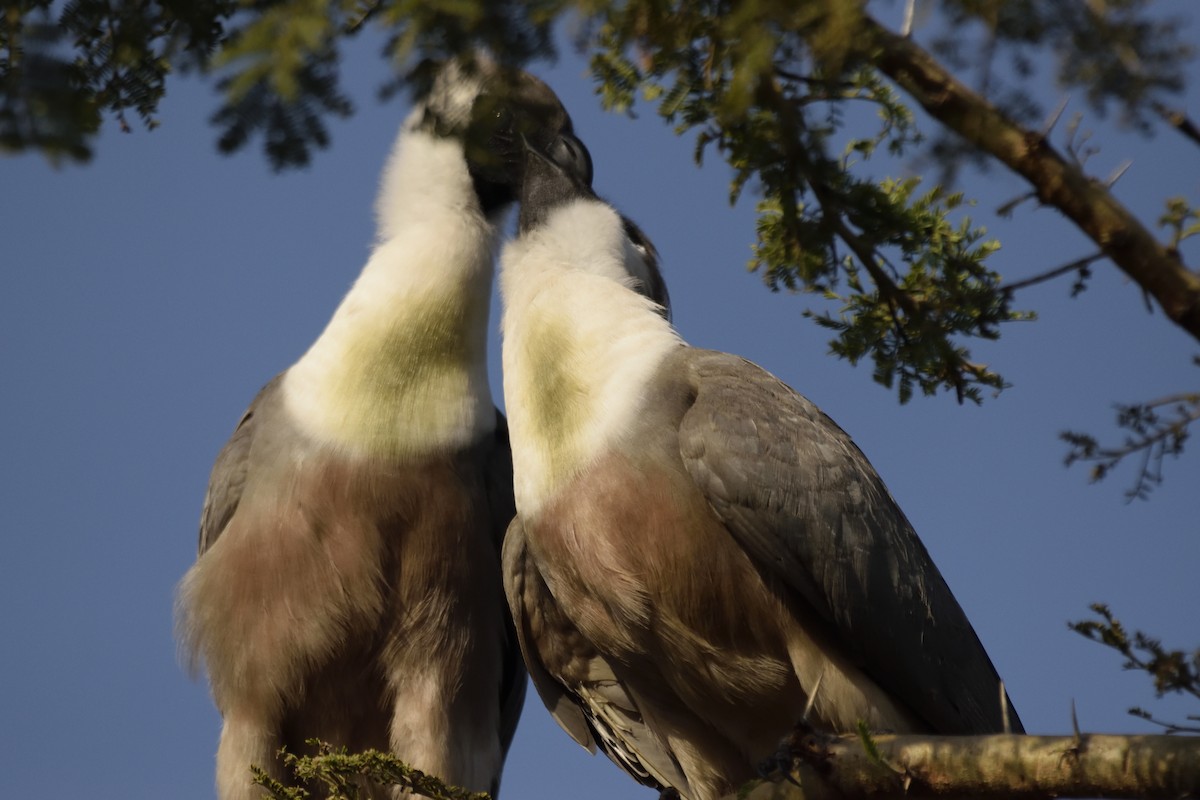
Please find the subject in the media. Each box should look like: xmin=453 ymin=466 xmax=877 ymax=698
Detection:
xmin=516 ymin=132 xmax=670 ymax=316
xmin=418 ymin=55 xmax=586 ymax=212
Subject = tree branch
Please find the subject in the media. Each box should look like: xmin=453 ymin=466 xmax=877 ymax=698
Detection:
xmin=253 ymin=742 xmax=490 ymax=800
xmin=741 ymin=730 xmax=1200 ymax=800
xmin=1061 ymin=392 xmax=1200 ymax=500
xmin=1152 ymin=101 xmax=1200 ymax=148
xmin=1129 ymin=708 xmax=1200 ymax=736
xmin=1004 ymin=252 xmax=1104 ymax=297
xmin=859 ymin=15 xmax=1200 ymax=344
xmin=1071 ymin=604 xmax=1200 ymax=703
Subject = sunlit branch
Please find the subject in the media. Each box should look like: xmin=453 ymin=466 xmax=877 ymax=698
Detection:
xmin=747 ymin=727 xmax=1200 ymax=800
xmin=860 ymin=14 xmax=1200 ymax=344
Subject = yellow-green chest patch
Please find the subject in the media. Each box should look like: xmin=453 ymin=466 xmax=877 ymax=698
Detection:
xmin=298 ymin=289 xmax=490 ymax=454
xmin=520 ymin=315 xmax=594 ymax=476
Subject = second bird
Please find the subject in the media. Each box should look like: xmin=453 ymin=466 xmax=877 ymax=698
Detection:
xmin=499 ymin=138 xmax=1022 ymax=800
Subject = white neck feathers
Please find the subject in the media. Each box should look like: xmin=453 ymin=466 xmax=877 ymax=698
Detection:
xmin=283 ymin=116 xmax=501 ymax=458
xmin=500 ymin=199 xmax=682 ymax=512
xmin=375 ymin=109 xmax=490 ymax=240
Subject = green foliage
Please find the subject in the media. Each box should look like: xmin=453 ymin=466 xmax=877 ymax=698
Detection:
xmin=1160 ymin=196 xmax=1200 ymax=252
xmin=1071 ymin=604 xmax=1200 ymax=734
xmin=933 ymin=0 xmax=1193 ymax=130
xmin=854 ymin=720 xmax=883 ymax=765
xmin=208 ymin=0 xmax=561 ymax=168
xmin=797 ymin=180 xmax=1022 ymax=405
xmin=1 ymin=0 xmax=232 ymax=161
xmin=3 ymin=0 xmax=1194 ymax=427
xmin=209 ymin=0 xmax=352 ymax=169
xmin=1 ymin=3 xmax=95 ymax=161
xmin=2 ymin=0 xmax=561 ymax=168
xmin=587 ymin=0 xmax=1031 ymax=402
xmin=252 ymin=740 xmax=492 ymax=800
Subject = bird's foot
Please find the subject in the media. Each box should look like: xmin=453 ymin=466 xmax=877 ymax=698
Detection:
xmin=756 ymin=719 xmax=834 ymax=788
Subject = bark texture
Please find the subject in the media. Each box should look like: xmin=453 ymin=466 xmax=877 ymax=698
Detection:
xmin=739 ymin=731 xmax=1200 ymax=800
xmin=858 ymin=14 xmax=1200 ymax=344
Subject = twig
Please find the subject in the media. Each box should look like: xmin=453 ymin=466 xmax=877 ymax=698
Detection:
xmin=1152 ymin=101 xmax=1200 ymax=148
xmin=1000 ymin=681 xmax=1011 ymax=735
xmin=1104 ymin=160 xmax=1132 ymax=188
xmin=1003 ymin=252 xmax=1104 ymax=295
xmin=1069 ymin=394 xmax=1200 ymax=500
xmin=1040 ymin=97 xmax=1070 ymax=140
xmin=1129 ymin=707 xmax=1200 ymax=735
xmin=344 ymin=0 xmax=383 ymax=34
xmin=861 ymin=13 xmax=1200 ymax=342
xmin=900 ymin=0 xmax=916 ymax=38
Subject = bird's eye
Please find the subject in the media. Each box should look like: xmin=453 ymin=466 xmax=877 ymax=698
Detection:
xmin=549 ymin=133 xmax=594 ymax=188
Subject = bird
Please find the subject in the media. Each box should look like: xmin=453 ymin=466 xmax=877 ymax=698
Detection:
xmin=499 ymin=138 xmax=1024 ymax=800
xmin=176 ymin=59 xmax=580 ymax=800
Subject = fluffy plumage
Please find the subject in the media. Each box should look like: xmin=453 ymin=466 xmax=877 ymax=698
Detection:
xmin=500 ymin=141 xmax=1022 ymax=800
xmin=178 ymin=61 xmax=577 ymax=800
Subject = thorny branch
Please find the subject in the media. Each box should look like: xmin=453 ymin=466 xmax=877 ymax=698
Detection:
xmin=861 ymin=14 xmax=1200 ymax=344
xmin=1071 ymin=604 xmax=1200 ymax=734
xmin=1003 ymin=252 xmax=1105 ymax=297
xmin=1060 ymin=390 xmax=1200 ymax=500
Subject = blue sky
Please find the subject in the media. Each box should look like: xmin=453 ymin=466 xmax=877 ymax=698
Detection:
xmin=2 ymin=9 xmax=1198 ymax=799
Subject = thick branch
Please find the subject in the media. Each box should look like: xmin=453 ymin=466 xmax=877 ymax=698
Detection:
xmin=741 ymin=732 xmax=1200 ymax=800
xmin=858 ymin=15 xmax=1200 ymax=344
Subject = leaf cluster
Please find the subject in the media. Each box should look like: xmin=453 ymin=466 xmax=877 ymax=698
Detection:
xmin=1 ymin=0 xmax=232 ymax=161
xmin=2 ymin=0 xmax=563 ymax=169
xmin=1160 ymin=196 xmax=1200 ymax=253
xmin=252 ymin=740 xmax=492 ymax=800
xmin=1071 ymin=604 xmax=1200 ymax=734
xmin=933 ymin=0 xmax=1193 ymax=129
xmin=209 ymin=0 xmax=563 ymax=169
xmin=917 ymin=0 xmax=1194 ymax=184
xmin=586 ymin=0 xmax=1031 ymax=402
xmin=1061 ymin=386 xmax=1200 ymax=501
xmin=6 ymin=0 xmax=1197 ymax=478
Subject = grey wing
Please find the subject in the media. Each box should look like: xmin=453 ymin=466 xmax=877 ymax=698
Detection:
xmin=502 ymin=516 xmax=595 ymax=749
xmin=486 ymin=412 xmax=527 ymax=778
xmin=197 ymin=375 xmax=282 ymax=555
xmin=675 ymin=349 xmax=1022 ymax=735
xmin=501 ymin=517 xmax=690 ymax=794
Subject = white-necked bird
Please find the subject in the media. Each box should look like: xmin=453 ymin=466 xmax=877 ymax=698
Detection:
xmin=500 ymin=138 xmax=1022 ymax=800
xmin=178 ymin=59 xmax=579 ymax=800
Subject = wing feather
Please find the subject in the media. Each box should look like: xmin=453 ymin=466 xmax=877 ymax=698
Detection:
xmin=197 ymin=375 xmax=282 ymax=555
xmin=502 ymin=517 xmax=596 ymax=749
xmin=502 ymin=518 xmax=691 ymax=792
xmin=676 ymin=349 xmax=1021 ymax=734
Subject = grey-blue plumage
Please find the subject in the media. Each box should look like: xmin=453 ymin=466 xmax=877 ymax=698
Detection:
xmin=500 ymin=138 xmax=1021 ymax=800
